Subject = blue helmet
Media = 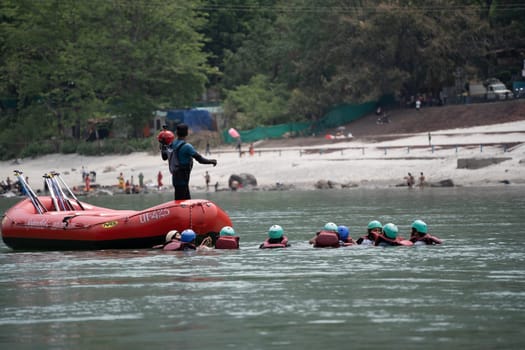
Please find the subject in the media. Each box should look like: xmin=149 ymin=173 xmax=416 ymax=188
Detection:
xmin=181 ymin=229 xmax=196 ymax=243
xmin=337 ymin=225 xmax=350 ymax=241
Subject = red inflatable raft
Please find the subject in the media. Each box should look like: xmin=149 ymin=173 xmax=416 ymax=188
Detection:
xmin=1 ymin=197 xmax=232 ymax=250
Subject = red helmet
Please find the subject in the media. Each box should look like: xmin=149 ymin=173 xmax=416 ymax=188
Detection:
xmin=157 ymin=129 xmax=175 ymax=145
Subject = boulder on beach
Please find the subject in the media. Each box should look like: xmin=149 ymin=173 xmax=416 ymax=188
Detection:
xmin=314 ymin=180 xmax=337 ymax=189
xmin=228 ymin=173 xmax=257 ymax=189
xmin=429 ymin=179 xmax=455 ymax=187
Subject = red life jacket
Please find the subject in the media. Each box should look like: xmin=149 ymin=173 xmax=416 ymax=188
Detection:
xmin=215 ymin=236 xmax=240 ymax=249
xmin=163 ymin=240 xmax=196 ymax=251
xmin=260 ymin=236 xmax=289 ymax=249
xmin=410 ymin=234 xmax=442 ymax=245
xmin=374 ymin=234 xmax=413 ymax=247
xmin=314 ymin=230 xmax=340 ymax=248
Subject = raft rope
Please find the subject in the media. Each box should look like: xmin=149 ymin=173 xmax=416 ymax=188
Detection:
xmin=189 ymin=204 xmax=193 ymax=229
xmin=7 ymin=194 xmax=212 ymax=231
xmin=14 ymin=170 xmax=47 ymax=214
xmin=121 ymin=201 xmax=208 ymax=222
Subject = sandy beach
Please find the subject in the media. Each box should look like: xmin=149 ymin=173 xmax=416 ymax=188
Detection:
xmin=1 ymin=120 xmax=525 ymax=194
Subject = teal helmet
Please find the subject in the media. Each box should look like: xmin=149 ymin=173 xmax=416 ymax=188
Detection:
xmin=383 ymin=223 xmax=398 ymax=239
xmin=324 ymin=222 xmax=338 ymax=232
xmin=220 ymin=226 xmax=235 ymax=236
xmin=367 ymin=220 xmax=382 ymax=230
xmin=268 ymin=225 xmax=284 ymax=239
xmin=337 ymin=225 xmax=350 ymax=241
xmin=411 ymin=220 xmax=427 ymax=234
xmin=181 ymin=229 xmax=196 ymax=243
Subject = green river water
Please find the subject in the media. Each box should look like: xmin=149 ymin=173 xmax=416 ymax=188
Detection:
xmin=1 ymin=187 xmax=524 ymax=349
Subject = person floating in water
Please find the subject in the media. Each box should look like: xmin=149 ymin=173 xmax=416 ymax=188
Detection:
xmin=337 ymin=225 xmax=355 ymax=246
xmin=409 ymin=220 xmax=442 ymax=245
xmin=159 ymin=124 xmax=217 ymax=200
xmin=356 ymin=220 xmax=382 ymax=245
xmin=260 ymin=225 xmax=290 ymax=249
xmin=215 ymin=226 xmax=240 ymax=249
xmin=309 ymin=222 xmax=341 ymax=248
xmin=374 ymin=223 xmax=413 ymax=247
xmin=153 ymin=229 xmax=212 ymax=251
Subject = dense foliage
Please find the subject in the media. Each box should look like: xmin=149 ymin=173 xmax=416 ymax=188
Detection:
xmin=0 ymin=0 xmax=524 ymax=158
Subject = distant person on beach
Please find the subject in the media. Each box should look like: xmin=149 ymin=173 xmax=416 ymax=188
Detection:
xmin=236 ymin=139 xmax=242 ymax=157
xmin=405 ymin=173 xmax=415 ymax=188
xmin=138 ymin=172 xmax=144 ymax=188
xmin=418 ymin=172 xmax=426 ymax=187
xmin=204 ymin=171 xmax=210 ymax=191
xmin=159 ymin=124 xmax=217 ymax=200
xmin=117 ymin=172 xmax=125 ymax=189
xmin=85 ymin=174 xmax=91 ymax=192
xmin=157 ymin=170 xmax=163 ymax=190
xmin=205 ymin=140 xmax=211 ymax=156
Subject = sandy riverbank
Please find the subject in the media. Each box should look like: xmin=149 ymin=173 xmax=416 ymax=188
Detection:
xmin=1 ymin=120 xmax=525 ymax=194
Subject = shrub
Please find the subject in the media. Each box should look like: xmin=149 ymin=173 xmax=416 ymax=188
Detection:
xmin=20 ymin=142 xmax=55 ymax=158
xmin=60 ymin=140 xmax=78 ymax=154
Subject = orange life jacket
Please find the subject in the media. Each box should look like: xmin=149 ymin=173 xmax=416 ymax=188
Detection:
xmin=215 ymin=236 xmax=240 ymax=249
xmin=260 ymin=236 xmax=289 ymax=249
xmin=313 ymin=230 xmax=340 ymax=248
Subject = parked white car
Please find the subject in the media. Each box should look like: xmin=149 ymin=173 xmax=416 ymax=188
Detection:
xmin=486 ymin=83 xmax=513 ymax=100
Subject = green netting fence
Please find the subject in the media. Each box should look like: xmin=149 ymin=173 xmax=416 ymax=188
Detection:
xmin=222 ymin=101 xmax=377 ymax=143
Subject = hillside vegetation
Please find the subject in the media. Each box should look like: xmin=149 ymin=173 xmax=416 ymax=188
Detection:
xmin=258 ymin=100 xmax=525 ymax=147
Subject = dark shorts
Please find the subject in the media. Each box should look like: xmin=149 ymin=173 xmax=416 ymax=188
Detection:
xmin=173 ymin=167 xmax=191 ymax=200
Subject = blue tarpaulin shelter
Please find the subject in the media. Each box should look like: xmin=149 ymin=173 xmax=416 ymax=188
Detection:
xmin=166 ymin=109 xmax=214 ymax=132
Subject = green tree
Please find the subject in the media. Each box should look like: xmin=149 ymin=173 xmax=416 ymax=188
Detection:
xmin=84 ymin=0 xmax=212 ymax=136
xmin=200 ymin=0 xmax=278 ymax=88
xmin=224 ymin=74 xmax=288 ymax=129
xmin=0 ymin=0 xmax=212 ymax=158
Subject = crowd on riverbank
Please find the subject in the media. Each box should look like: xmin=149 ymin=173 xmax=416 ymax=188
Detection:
xmin=1 ymin=120 xmax=524 ymax=196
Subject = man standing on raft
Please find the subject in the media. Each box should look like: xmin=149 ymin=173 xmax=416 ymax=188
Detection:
xmin=158 ymin=124 xmax=217 ymax=200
